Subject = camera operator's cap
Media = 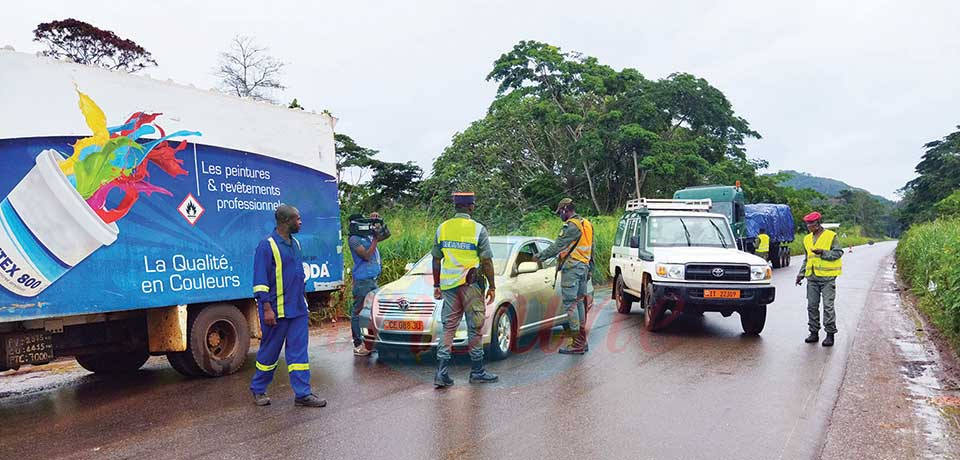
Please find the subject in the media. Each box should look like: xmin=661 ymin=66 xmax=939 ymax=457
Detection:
xmin=453 ymin=192 xmax=475 ymax=205
xmin=556 ymin=197 xmax=573 ymax=212
xmin=803 ymin=211 xmax=822 ymax=223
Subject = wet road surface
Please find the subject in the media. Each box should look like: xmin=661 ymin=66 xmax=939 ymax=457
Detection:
xmin=0 ymin=242 xmax=937 ymax=459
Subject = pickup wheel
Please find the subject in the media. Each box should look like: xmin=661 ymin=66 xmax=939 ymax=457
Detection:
xmin=740 ymin=306 xmax=767 ymax=335
xmin=614 ymin=275 xmax=634 ymax=314
xmin=642 ymin=279 xmax=665 ymax=332
xmin=76 ymin=349 xmax=149 ymax=374
xmin=169 ymin=304 xmax=250 ymax=378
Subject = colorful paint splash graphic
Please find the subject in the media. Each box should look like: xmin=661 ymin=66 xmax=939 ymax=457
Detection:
xmin=59 ymin=90 xmax=200 ymax=223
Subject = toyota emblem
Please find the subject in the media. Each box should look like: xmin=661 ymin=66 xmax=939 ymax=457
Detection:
xmin=398 ymin=298 xmax=409 ymax=310
xmin=711 ymin=268 xmax=725 ymax=278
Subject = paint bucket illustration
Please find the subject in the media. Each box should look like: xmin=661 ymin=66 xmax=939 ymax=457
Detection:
xmin=0 ymin=150 xmax=119 ymax=297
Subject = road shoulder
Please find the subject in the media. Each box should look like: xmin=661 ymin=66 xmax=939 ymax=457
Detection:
xmin=820 ymin=255 xmax=960 ymax=459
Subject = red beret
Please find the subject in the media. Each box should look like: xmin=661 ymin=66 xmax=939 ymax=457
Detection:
xmin=803 ymin=211 xmax=822 ymax=223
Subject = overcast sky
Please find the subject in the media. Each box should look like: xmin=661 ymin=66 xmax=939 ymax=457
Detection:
xmin=6 ymin=0 xmax=959 ymax=199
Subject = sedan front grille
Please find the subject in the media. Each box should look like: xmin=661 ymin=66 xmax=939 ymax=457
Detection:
xmin=685 ymin=264 xmax=750 ymax=282
xmin=378 ymin=299 xmax=436 ymax=317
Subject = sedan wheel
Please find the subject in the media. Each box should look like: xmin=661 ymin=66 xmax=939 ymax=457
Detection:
xmin=489 ymin=306 xmax=514 ymax=361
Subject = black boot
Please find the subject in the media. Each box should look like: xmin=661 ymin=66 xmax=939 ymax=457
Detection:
xmin=469 ymin=359 xmax=499 ymax=383
xmin=804 ymin=332 xmax=819 ymax=343
xmin=822 ymin=333 xmax=835 ymax=347
xmin=434 ymin=359 xmax=454 ymax=388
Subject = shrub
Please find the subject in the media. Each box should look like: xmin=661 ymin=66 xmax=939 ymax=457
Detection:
xmin=896 ymin=218 xmax=960 ymax=349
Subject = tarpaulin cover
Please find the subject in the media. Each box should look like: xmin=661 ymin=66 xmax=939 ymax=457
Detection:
xmin=745 ymin=203 xmax=795 ymax=242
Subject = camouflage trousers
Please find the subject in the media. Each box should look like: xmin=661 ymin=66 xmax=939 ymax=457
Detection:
xmin=560 ymin=261 xmax=590 ymax=331
xmin=807 ymin=277 xmax=838 ymax=334
xmin=437 ymin=283 xmax=485 ymax=361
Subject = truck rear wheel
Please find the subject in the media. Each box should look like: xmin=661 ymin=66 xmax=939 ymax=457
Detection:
xmin=769 ymin=242 xmax=782 ymax=269
xmin=740 ymin=306 xmax=767 ymax=335
xmin=76 ymin=349 xmax=150 ymax=374
xmin=168 ymin=304 xmax=250 ymax=378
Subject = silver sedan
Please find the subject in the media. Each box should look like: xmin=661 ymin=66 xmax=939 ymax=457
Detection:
xmin=358 ymin=236 xmax=593 ymax=360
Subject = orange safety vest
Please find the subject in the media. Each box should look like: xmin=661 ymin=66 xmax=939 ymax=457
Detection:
xmin=560 ymin=216 xmax=594 ymax=265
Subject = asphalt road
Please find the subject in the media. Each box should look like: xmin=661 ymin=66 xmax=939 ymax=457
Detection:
xmin=0 ymin=242 xmax=901 ymax=460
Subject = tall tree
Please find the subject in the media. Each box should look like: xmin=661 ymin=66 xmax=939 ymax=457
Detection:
xmin=33 ymin=19 xmax=156 ymax=72
xmin=215 ymin=35 xmax=285 ymax=102
xmin=427 ymin=40 xmax=762 ymax=217
xmin=900 ymin=126 xmax=960 ymax=225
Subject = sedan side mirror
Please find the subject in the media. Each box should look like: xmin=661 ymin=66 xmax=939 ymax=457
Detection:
xmin=404 ymin=262 xmax=414 ymax=271
xmin=517 ymin=261 xmax=539 ymax=274
xmin=629 ymin=236 xmax=640 ymax=249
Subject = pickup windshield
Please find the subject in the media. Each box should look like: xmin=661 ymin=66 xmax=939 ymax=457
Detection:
xmin=407 ymin=242 xmax=513 ymax=275
xmin=648 ymin=216 xmax=735 ymax=248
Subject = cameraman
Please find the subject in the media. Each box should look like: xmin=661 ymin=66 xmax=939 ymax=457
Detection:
xmin=348 ymin=212 xmax=389 ymax=356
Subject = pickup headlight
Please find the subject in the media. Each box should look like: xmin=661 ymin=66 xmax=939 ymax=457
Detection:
xmin=656 ymin=264 xmax=685 ymax=280
xmin=751 ymin=265 xmax=773 ymax=281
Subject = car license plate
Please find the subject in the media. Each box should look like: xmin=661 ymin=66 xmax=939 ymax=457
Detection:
xmin=704 ymin=289 xmax=740 ymax=299
xmin=383 ymin=320 xmax=423 ymax=331
xmin=4 ymin=330 xmax=54 ymax=368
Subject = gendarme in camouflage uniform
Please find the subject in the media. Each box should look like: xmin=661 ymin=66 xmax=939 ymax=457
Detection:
xmin=795 ymin=211 xmax=844 ymax=347
xmin=536 ymin=198 xmax=594 ymax=355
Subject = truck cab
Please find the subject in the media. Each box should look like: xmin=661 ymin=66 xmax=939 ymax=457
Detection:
xmin=673 ymin=185 xmax=746 ymax=249
xmin=609 ymin=199 xmax=775 ymax=334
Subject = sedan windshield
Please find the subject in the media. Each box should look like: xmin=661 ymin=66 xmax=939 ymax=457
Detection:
xmin=648 ymin=216 xmax=734 ymax=248
xmin=407 ymin=242 xmax=514 ymax=275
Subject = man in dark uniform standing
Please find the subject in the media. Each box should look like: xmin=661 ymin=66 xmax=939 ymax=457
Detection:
xmin=432 ymin=192 xmax=499 ymax=388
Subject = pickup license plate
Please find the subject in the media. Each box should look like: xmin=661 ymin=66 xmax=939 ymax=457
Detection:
xmin=704 ymin=289 xmax=740 ymax=299
xmin=383 ymin=320 xmax=424 ymax=331
xmin=4 ymin=331 xmax=54 ymax=368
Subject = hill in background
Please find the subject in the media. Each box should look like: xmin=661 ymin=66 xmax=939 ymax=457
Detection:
xmin=775 ymin=170 xmax=896 ymax=205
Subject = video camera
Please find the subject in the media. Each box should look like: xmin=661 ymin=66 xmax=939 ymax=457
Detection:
xmin=348 ymin=215 xmax=389 ymax=239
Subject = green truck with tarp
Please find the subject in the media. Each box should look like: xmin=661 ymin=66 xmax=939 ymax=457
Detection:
xmin=673 ymin=184 xmax=795 ymax=268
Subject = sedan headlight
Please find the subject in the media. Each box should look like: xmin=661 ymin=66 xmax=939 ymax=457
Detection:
xmin=656 ymin=264 xmax=685 ymax=280
xmin=751 ymin=265 xmax=773 ymax=281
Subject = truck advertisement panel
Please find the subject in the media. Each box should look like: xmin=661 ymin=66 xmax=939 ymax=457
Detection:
xmin=0 ymin=51 xmax=343 ymax=323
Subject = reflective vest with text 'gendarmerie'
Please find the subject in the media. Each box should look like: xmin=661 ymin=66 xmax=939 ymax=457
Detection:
xmin=803 ymin=230 xmax=842 ymax=277
xmin=438 ymin=217 xmax=482 ymax=290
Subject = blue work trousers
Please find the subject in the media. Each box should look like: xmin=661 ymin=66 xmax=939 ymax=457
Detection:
xmin=250 ymin=315 xmax=312 ymax=398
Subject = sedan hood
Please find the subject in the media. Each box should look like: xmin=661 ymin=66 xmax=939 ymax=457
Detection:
xmin=653 ymin=247 xmax=768 ymax=266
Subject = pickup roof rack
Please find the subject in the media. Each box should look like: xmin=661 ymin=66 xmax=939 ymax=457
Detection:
xmin=626 ymin=198 xmax=713 ymax=212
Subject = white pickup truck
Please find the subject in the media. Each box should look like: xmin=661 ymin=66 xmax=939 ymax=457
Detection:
xmin=609 ymin=199 xmax=776 ymax=334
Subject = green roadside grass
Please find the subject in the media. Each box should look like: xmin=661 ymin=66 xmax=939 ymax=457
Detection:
xmin=896 ymin=218 xmax=960 ymax=352
xmin=787 ymin=225 xmax=886 ymax=256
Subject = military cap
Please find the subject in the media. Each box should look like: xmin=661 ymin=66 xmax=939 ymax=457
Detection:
xmin=453 ymin=192 xmax=475 ymax=205
xmin=803 ymin=211 xmax=822 ymax=223
xmin=555 ymin=197 xmax=573 ymax=212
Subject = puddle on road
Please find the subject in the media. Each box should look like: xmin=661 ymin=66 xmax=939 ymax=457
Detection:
xmin=885 ymin=263 xmax=960 ymax=458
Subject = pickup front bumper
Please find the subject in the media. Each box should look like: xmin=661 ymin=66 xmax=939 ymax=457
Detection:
xmin=651 ymin=282 xmax=775 ymax=311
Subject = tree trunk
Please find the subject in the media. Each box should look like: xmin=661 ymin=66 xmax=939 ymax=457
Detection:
xmin=632 ymin=150 xmax=641 ymax=199
xmin=582 ymin=160 xmax=602 ymax=213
